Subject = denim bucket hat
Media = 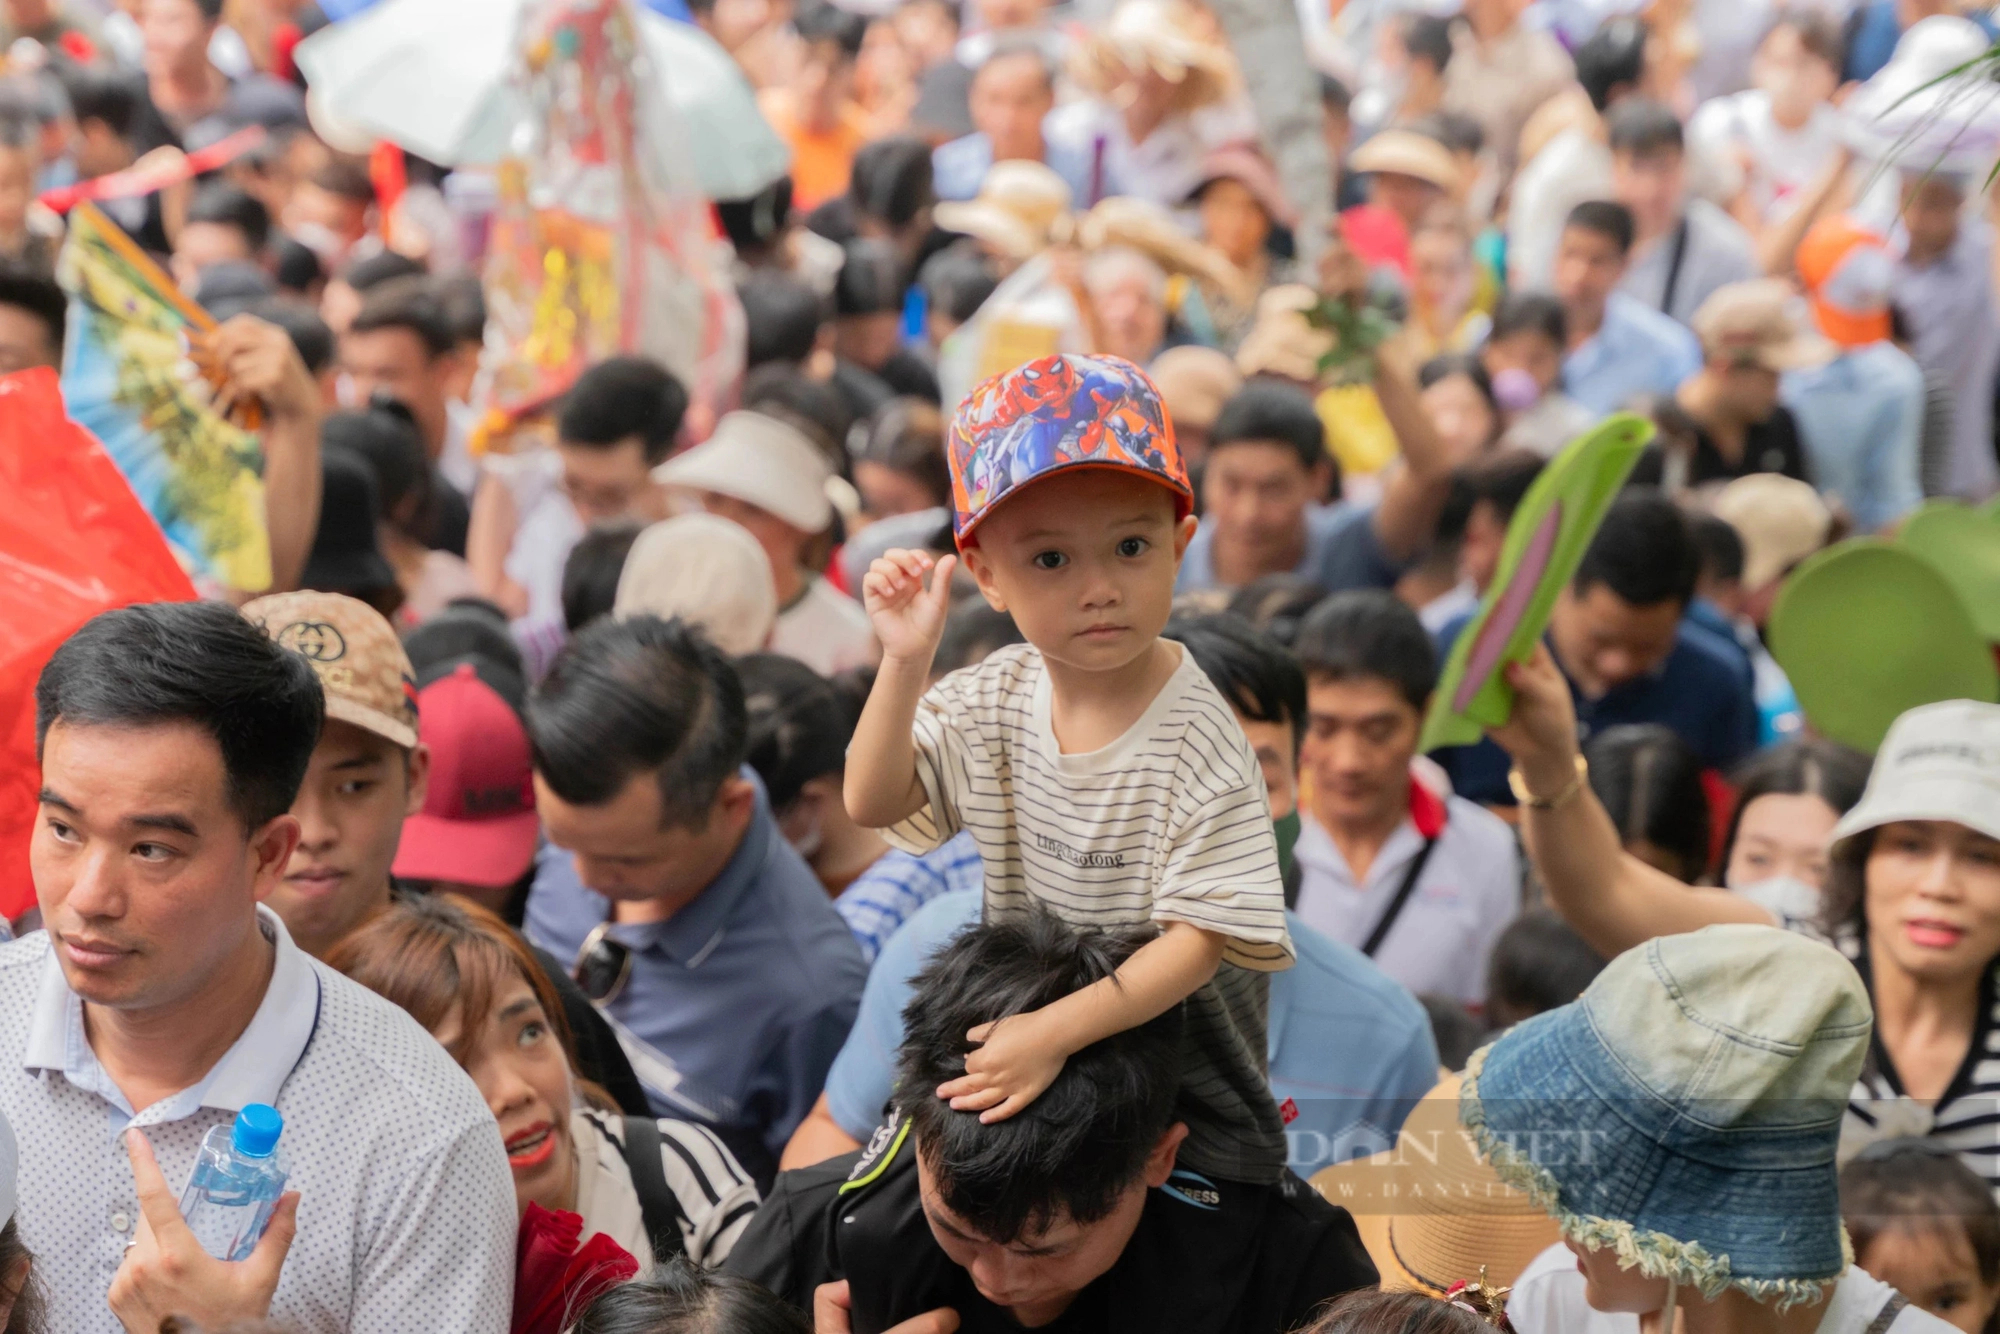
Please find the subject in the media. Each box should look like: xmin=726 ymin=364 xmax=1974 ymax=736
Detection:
xmin=1459 ymin=924 xmax=1873 ymax=1310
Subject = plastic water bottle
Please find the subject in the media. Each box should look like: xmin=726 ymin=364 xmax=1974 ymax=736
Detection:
xmin=177 ymin=1104 xmax=288 ymax=1261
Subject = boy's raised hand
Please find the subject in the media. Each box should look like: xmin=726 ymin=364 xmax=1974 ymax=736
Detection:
xmin=937 ymin=1011 xmax=1068 ymax=1124
xmin=863 ymin=549 xmax=958 ymax=665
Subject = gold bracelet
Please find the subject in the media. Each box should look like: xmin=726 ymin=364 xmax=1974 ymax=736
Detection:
xmin=1508 ymin=754 xmax=1589 ymax=810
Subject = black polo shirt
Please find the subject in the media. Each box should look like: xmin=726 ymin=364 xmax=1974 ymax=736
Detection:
xmin=1629 ymin=403 xmax=1814 ymax=488
xmin=726 ymin=1111 xmax=1378 ymax=1334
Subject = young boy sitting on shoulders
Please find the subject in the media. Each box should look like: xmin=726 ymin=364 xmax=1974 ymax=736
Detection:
xmin=846 ymin=352 xmax=1294 ymax=1189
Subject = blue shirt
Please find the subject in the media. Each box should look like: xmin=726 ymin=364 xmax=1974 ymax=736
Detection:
xmin=822 ymin=891 xmax=1438 ymax=1176
xmin=1429 ymin=616 xmax=1760 ymax=806
xmin=834 ymin=833 xmax=986 ymax=965
xmin=932 ymin=130 xmax=1097 ymax=205
xmin=1561 ymin=291 xmax=1702 ymax=416
xmin=1782 ymin=343 xmax=1924 ymax=533
xmin=1177 ymin=502 xmax=1402 ymax=595
xmin=523 ymin=771 xmax=867 ymax=1180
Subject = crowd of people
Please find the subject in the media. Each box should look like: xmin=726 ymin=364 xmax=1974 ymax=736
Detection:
xmin=0 ymin=0 xmax=1998 ymax=1329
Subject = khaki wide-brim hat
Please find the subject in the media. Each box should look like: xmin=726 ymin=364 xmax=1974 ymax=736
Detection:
xmin=1691 ymin=279 xmax=1837 ymax=373
xmin=1348 ymin=130 xmax=1461 ymax=194
xmin=935 ymin=160 xmax=1074 ymax=261
xmin=1311 ymin=1074 xmax=1561 ymax=1295
xmin=1071 ymin=0 xmax=1239 ymax=113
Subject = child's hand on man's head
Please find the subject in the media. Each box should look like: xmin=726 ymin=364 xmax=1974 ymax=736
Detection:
xmin=937 ymin=1009 xmax=1069 ymax=1124
xmin=863 ymin=548 xmax=959 ymax=667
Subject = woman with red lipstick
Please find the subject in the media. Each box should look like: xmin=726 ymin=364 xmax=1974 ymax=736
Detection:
xmin=329 ymin=896 xmax=761 ymax=1270
xmin=1489 ymin=647 xmax=2000 ymax=1192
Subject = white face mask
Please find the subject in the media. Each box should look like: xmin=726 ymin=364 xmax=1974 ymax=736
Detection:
xmin=1728 ymin=876 xmax=1822 ymax=928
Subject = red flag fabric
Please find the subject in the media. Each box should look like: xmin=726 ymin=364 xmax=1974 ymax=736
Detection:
xmin=0 ymin=369 xmax=196 ymax=919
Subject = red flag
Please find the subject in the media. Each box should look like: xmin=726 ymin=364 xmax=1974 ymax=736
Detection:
xmin=0 ymin=369 xmax=196 ymax=919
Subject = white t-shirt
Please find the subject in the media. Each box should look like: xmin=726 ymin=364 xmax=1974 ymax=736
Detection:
xmin=1509 ymin=1242 xmax=1957 ymax=1334
xmin=886 ymin=640 xmax=1294 ymax=1182
xmin=1688 ymin=91 xmax=1844 ymax=225
xmin=567 ymin=1109 xmax=760 ymax=1269
xmin=770 ymin=577 xmax=877 ymax=675
xmin=1293 ymin=780 xmax=1520 ymax=1005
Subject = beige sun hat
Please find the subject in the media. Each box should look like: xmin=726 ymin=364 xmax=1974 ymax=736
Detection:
xmin=1712 ymin=474 xmax=1832 ymax=592
xmin=1691 ymin=280 xmax=1838 ymax=373
xmin=1312 ymin=1074 xmax=1563 ymax=1297
xmin=1077 ymin=195 xmax=1255 ymax=309
xmin=1071 ymin=0 xmax=1240 ymax=114
xmin=613 ymin=513 xmax=779 ymax=656
xmin=935 ymin=160 xmax=1073 ymax=261
xmin=1349 ymin=129 xmax=1462 ymax=193
xmin=655 ymin=410 xmax=834 ymax=533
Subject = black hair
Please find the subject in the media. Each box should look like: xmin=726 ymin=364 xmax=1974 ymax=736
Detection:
xmin=894 ymin=910 xmax=1184 ymax=1243
xmin=919 ymin=243 xmax=999 ymax=325
xmin=934 ymin=599 xmax=1023 ymax=676
xmin=192 ymin=0 xmax=224 ymax=20
xmin=37 ymin=601 xmax=324 ymax=830
xmin=1564 ymin=199 xmax=1636 ymax=256
xmin=1489 ymin=291 xmax=1566 ymax=347
xmin=1719 ymin=738 xmax=1870 ymax=876
xmin=854 ymin=398 xmax=950 ymax=507
xmin=246 ymin=297 xmax=335 ymax=376
xmin=1402 ymin=13 xmax=1454 ymax=71
xmin=739 ymin=271 xmax=827 ymax=368
xmin=339 ymin=249 xmax=426 ymax=294
xmin=1573 ymin=487 xmax=1699 ymax=607
xmin=1575 ymin=15 xmax=1647 ymax=113
xmin=1584 ymin=723 xmax=1711 ymax=882
xmin=740 ymin=363 xmax=852 ymax=467
xmin=719 ymin=176 xmax=796 ymax=257
xmin=834 ymin=237 xmax=908 ymax=318
xmin=1842 ymin=1140 xmax=2000 ymax=1294
xmin=1318 ymin=72 xmax=1352 ymax=115
xmin=1224 ymin=574 xmax=1328 ymax=649
xmin=1408 ymin=109 xmax=1482 ymax=157
xmin=323 ymin=405 xmax=429 ymax=527
xmin=738 ymin=653 xmax=854 ymax=811
xmin=1766 ymin=7 xmax=1844 ymax=71
xmin=1292 ymin=588 xmax=1437 ymax=711
xmin=347 ymin=276 xmax=455 ymax=359
xmin=795 ymin=1 xmax=868 ymax=58
xmin=435 ymin=272 xmax=488 ymax=346
xmin=1418 ymin=352 xmax=1496 ymax=409
xmin=1167 ymin=613 xmax=1307 ymax=755
xmin=1689 ymin=512 xmax=1745 ymax=586
xmin=980 ymin=34 xmax=1057 ymax=84
xmin=561 ymin=520 xmax=645 ymax=633
xmin=848 ymin=137 xmax=935 ymax=229
xmin=556 ymin=356 xmax=689 ymax=465
xmin=309 ymin=158 xmax=376 ymax=206
xmin=1420 ymin=994 xmax=1486 ymax=1072
xmin=528 ymin=615 xmax=749 ymax=828
xmin=0 ymin=1216 xmax=43 ymax=1334
xmin=403 ymin=600 xmax=526 ymax=679
xmin=273 ymin=237 xmax=325 ymax=296
xmin=58 ymin=64 xmax=140 ymax=137
xmin=572 ymin=1258 xmax=810 ymax=1334
xmin=1485 ymin=908 xmax=1608 ymax=1030
xmin=1210 ymin=380 xmax=1327 ymax=470
xmin=1459 ymin=448 xmax=1545 ymax=525
xmin=185 ymin=182 xmax=271 ymax=253
xmin=1606 ymin=97 xmax=1685 ymax=159
xmin=0 ymin=261 xmax=64 ymax=356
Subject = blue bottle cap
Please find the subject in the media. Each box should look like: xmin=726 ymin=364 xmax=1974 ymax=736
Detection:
xmin=232 ymin=1104 xmax=283 ymax=1159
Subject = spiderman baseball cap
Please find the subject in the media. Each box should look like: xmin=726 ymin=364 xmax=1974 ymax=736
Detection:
xmin=946 ymin=353 xmax=1192 ymax=543
xmin=392 ymin=657 xmax=540 ymax=889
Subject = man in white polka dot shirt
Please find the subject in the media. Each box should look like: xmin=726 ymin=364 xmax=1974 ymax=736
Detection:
xmin=1 ymin=602 xmax=517 ymax=1333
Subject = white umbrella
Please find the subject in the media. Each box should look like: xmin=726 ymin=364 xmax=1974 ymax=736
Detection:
xmin=293 ymin=0 xmax=790 ymax=201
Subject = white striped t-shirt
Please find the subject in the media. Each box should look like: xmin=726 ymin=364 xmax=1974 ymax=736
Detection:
xmin=885 ymin=641 xmax=1294 ymax=1183
xmin=886 ymin=641 xmax=1293 ymax=968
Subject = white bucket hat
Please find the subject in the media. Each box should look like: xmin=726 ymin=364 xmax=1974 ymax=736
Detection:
xmin=1831 ymin=699 xmax=2000 ymax=849
xmin=655 ymin=411 xmax=835 ymax=533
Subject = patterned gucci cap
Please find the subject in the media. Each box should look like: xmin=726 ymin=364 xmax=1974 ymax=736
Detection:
xmin=242 ymin=590 xmax=419 ymax=748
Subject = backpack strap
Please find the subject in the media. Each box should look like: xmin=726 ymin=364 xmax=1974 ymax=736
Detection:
xmin=1863 ymin=1291 xmax=1909 ymax=1334
xmin=1361 ymin=837 xmax=1440 ymax=958
xmin=618 ymin=1115 xmax=690 ymax=1264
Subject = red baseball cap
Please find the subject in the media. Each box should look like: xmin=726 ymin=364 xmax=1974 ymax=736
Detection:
xmin=393 ymin=658 xmax=540 ymax=889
